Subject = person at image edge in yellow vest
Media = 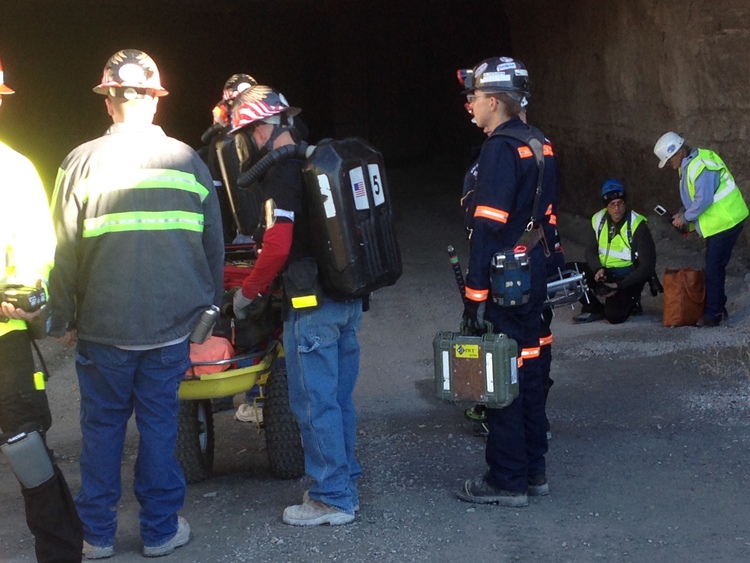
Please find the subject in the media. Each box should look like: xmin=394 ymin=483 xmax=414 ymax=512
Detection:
xmin=0 ymin=54 xmax=83 ymax=563
xmin=571 ymin=179 xmax=656 ymax=325
xmin=47 ymin=49 xmax=224 ymax=559
xmin=654 ymin=132 xmax=749 ymax=327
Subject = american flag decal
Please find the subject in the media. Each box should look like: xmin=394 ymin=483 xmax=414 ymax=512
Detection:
xmin=354 ymin=180 xmax=366 ymax=198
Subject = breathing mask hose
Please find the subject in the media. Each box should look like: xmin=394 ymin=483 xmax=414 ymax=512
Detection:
xmin=237 ymin=141 xmax=311 ymax=188
xmin=200 ymin=122 xmax=226 ymax=145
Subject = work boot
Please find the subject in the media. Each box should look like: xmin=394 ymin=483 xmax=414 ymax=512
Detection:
xmin=456 ymin=474 xmax=528 ymax=507
xmin=283 ymin=499 xmax=355 ymax=526
xmin=528 ymin=474 xmax=550 ymax=497
xmin=572 ymin=311 xmax=602 ymax=324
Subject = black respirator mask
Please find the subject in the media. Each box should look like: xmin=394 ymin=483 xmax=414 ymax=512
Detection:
xmin=235 ymin=119 xmax=300 ymax=173
xmin=234 ymin=128 xmax=262 ymax=173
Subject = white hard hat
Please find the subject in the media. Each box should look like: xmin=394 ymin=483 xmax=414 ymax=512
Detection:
xmin=653 ymin=131 xmax=685 ymax=168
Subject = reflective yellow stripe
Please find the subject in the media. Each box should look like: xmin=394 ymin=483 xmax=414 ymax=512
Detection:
xmin=598 ymin=246 xmax=632 ymax=261
xmin=83 ymin=211 xmax=204 ymax=237
xmin=291 ymin=295 xmax=318 ymax=309
xmin=33 ymin=371 xmax=46 ymax=390
xmin=474 ymin=205 xmax=509 ymax=224
xmin=82 ymin=169 xmax=209 ymax=203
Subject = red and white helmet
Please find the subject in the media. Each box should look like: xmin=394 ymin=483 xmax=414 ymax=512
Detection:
xmin=230 ymin=85 xmax=300 ymax=133
xmin=0 ymin=56 xmax=15 ymax=95
xmin=93 ymin=49 xmax=168 ymax=98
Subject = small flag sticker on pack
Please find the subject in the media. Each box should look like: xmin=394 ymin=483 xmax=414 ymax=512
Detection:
xmin=349 ymin=167 xmax=370 ymax=210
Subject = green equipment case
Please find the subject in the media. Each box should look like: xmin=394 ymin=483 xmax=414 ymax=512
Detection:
xmin=433 ymin=331 xmax=519 ymax=408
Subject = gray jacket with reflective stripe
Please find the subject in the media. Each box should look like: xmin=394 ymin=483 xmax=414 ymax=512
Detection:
xmin=49 ymin=123 xmax=224 ymax=346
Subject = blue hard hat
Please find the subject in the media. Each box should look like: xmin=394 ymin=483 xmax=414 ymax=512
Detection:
xmin=601 ymin=179 xmax=626 ymax=202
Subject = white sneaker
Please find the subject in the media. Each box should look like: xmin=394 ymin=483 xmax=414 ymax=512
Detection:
xmin=83 ymin=540 xmax=114 ymax=560
xmin=234 ymin=403 xmax=262 ymax=423
xmin=143 ymin=516 xmax=191 ymax=557
xmin=283 ymin=499 xmax=355 ymax=526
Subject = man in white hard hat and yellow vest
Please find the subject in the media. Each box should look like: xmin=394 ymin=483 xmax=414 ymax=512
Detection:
xmin=654 ymin=132 xmax=748 ymax=327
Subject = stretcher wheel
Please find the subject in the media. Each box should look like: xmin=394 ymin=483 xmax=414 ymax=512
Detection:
xmin=176 ymin=399 xmax=215 ymax=483
xmin=263 ymin=359 xmax=305 ymax=479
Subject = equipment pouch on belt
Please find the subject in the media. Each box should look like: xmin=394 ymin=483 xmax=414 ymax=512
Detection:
xmin=282 ymin=258 xmax=325 ymax=311
xmin=490 ymin=248 xmax=531 ymax=307
xmin=0 ymin=430 xmax=54 ymax=489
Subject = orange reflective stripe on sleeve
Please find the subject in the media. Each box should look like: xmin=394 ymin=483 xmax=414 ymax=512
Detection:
xmin=539 ymin=334 xmax=553 ymax=347
xmin=521 ymin=346 xmax=541 ymax=359
xmin=464 ymin=287 xmax=489 ymax=301
xmin=517 ymin=357 xmax=524 ymax=369
xmin=518 ymin=146 xmax=533 ymax=158
xmin=518 ymin=144 xmax=553 ymax=158
xmin=545 ymin=203 xmax=553 ymax=215
xmin=474 ymin=205 xmax=509 ymax=224
xmin=549 ymin=214 xmax=557 ymax=225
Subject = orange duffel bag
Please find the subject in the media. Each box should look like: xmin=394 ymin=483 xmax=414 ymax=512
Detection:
xmin=662 ymin=268 xmax=705 ymax=327
xmin=186 ymin=336 xmax=236 ymax=377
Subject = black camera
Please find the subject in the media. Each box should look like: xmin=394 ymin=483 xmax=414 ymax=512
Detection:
xmin=1 ymin=284 xmax=48 ymax=313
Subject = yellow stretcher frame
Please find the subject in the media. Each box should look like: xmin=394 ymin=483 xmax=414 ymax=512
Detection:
xmin=178 ymin=339 xmax=281 ymax=401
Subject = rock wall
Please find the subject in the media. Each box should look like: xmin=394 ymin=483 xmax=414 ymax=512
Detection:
xmin=504 ymin=0 xmax=750 ymax=232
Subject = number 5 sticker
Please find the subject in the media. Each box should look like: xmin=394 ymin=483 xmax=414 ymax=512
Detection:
xmin=368 ymin=164 xmax=385 ymax=207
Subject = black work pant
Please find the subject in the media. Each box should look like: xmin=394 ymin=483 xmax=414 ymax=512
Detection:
xmin=0 ymin=330 xmax=83 ymax=562
xmin=484 ymin=247 xmax=548 ymax=492
xmin=571 ymin=262 xmax=644 ymax=325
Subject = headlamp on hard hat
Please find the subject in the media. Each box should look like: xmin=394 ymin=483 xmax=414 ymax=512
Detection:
xmin=462 ymin=56 xmax=531 ymax=100
xmin=456 ymin=68 xmax=474 ymax=91
xmin=601 ymin=179 xmax=626 ymax=203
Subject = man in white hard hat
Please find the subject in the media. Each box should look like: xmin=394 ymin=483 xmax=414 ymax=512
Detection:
xmin=653 ymin=131 xmax=748 ymax=326
xmin=49 ymin=49 xmax=224 ymax=558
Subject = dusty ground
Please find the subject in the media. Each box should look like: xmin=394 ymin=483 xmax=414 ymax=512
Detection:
xmin=2 ymin=163 xmax=750 ymax=562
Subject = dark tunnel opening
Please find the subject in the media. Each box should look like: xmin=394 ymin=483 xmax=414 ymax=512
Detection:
xmin=0 ymin=1 xmax=513 ymax=194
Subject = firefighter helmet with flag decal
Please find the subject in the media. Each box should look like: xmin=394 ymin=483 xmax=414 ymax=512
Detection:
xmin=229 ymin=85 xmax=300 ymax=133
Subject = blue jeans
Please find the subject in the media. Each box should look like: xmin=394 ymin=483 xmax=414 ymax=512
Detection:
xmin=75 ymin=339 xmax=189 ymax=548
xmin=283 ymin=299 xmax=363 ymax=514
xmin=704 ymin=222 xmax=743 ymax=321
